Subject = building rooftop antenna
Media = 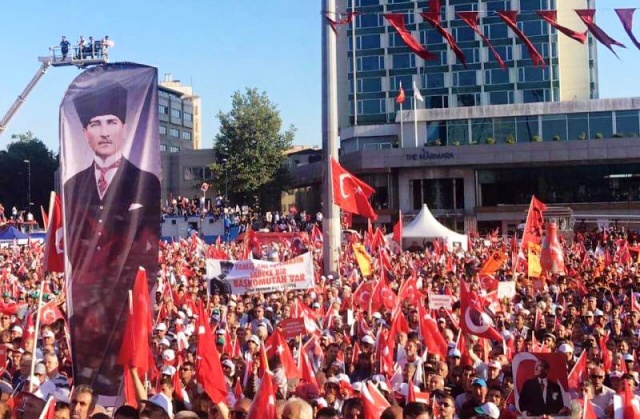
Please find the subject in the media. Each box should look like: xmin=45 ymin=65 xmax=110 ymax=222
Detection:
xmin=0 ymin=39 xmax=111 ymax=137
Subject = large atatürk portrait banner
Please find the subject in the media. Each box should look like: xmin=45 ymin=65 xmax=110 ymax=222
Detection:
xmin=60 ymin=63 xmax=160 ymax=396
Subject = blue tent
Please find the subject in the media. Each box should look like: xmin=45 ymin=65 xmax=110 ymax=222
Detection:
xmin=0 ymin=226 xmax=29 ymax=241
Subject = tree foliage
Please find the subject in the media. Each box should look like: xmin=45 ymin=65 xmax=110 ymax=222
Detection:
xmin=0 ymin=131 xmax=58 ymax=225
xmin=212 ymin=88 xmax=294 ymax=208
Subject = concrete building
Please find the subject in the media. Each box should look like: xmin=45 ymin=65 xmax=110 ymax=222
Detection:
xmin=289 ymin=98 xmax=640 ymax=233
xmin=158 ymin=74 xmax=202 ymax=152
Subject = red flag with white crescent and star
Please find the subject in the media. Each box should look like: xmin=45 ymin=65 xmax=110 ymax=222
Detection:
xmin=460 ymin=283 xmax=503 ymax=341
xmin=38 ymin=300 xmax=65 ymax=326
xmin=331 ymin=158 xmax=377 ymax=220
xmin=246 ymin=370 xmax=277 ymax=419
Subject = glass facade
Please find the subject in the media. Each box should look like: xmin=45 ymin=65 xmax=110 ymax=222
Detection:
xmin=345 ymin=0 xmax=594 ymax=128
xmin=420 ymin=110 xmax=640 ymax=145
xmin=479 ymin=164 xmax=640 ymax=206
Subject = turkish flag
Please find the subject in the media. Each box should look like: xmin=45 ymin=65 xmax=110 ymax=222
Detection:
xmin=496 ymin=11 xmax=545 ymax=67
xmin=265 ymin=329 xmax=299 ymax=379
xmin=417 ymin=304 xmax=448 ymax=359
xmin=21 ymin=311 xmax=36 ymax=350
xmin=371 ymin=280 xmax=397 ymax=312
xmin=460 ymin=283 xmax=502 ymax=341
xmin=397 ymin=275 xmax=421 ymax=305
xmin=395 ymin=82 xmax=406 ymax=104
xmin=622 ymin=378 xmax=639 ymax=419
xmin=393 ymin=210 xmax=403 ymax=243
xmin=247 ymin=371 xmax=277 ymax=419
xmin=38 ymin=300 xmax=65 ymax=326
xmin=38 ymin=396 xmax=56 ymax=419
xmin=195 ymin=300 xmax=227 ymax=403
xmin=331 ymin=158 xmax=377 ymax=220
xmin=360 ymin=381 xmax=390 ymax=419
xmin=352 ymin=281 xmax=374 ymax=309
xmin=298 ymin=345 xmax=318 ymax=388
xmin=117 ymin=268 xmax=152 ymax=373
xmin=43 ymin=193 xmax=64 ymax=273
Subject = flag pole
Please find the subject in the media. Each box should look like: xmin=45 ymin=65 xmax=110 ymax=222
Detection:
xmin=28 ymin=279 xmax=47 ymax=392
xmin=399 ymin=102 xmax=404 ymax=147
xmin=322 ymin=0 xmax=341 ymax=276
xmin=413 ymin=94 xmax=418 ymax=148
xmin=351 ymin=1 xmax=358 ymax=127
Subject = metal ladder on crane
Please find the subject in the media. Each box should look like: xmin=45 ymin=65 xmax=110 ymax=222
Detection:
xmin=0 ymin=43 xmax=110 ymax=137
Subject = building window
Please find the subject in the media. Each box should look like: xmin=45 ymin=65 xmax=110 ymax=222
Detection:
xmin=355 ymin=34 xmax=381 ymax=50
xmin=171 ymin=109 xmax=181 ymax=118
xmin=589 ymin=112 xmax=613 ymax=139
xmin=357 ymin=14 xmax=383 ymax=29
xmin=184 ymin=166 xmax=204 ymax=181
xmin=423 ymin=73 xmax=445 ymax=89
xmin=182 ymin=131 xmax=192 ymax=140
xmin=184 ymin=112 xmax=193 ymax=122
xmin=354 ymin=77 xmax=383 ymax=93
xmin=453 ymin=26 xmax=476 ymax=42
xmin=159 ymin=125 xmax=167 ymax=135
xmin=421 ymin=29 xmax=444 ymax=45
xmin=170 ymin=146 xmax=180 ymax=153
xmin=616 ymin=110 xmax=640 ymax=136
xmin=170 ymin=128 xmax=180 ymax=138
xmin=542 ymin=114 xmax=568 ymax=142
xmin=485 ymin=69 xmax=510 ymax=85
xmin=160 ymin=144 xmax=167 ymax=152
xmin=453 ymin=71 xmax=477 ymax=87
xmin=358 ymin=99 xmax=386 ymax=115
xmin=159 ymin=105 xmax=168 ymax=115
xmin=489 ymin=91 xmax=514 ymax=105
xmin=392 ymin=53 xmax=415 ymax=69
xmin=516 ymin=115 xmax=539 ymax=142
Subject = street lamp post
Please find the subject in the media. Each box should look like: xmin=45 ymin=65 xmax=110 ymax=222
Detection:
xmin=222 ymin=158 xmax=228 ymax=206
xmin=23 ymin=159 xmax=31 ymax=214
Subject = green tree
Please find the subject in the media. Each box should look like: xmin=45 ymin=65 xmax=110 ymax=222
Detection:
xmin=0 ymin=131 xmax=58 ymax=226
xmin=212 ymin=88 xmax=295 ymax=209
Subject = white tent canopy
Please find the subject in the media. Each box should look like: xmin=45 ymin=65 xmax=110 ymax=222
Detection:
xmin=402 ymin=204 xmax=468 ymax=251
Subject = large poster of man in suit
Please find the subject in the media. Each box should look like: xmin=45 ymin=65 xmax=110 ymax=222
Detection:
xmin=513 ymin=352 xmax=571 ymax=417
xmin=60 ymin=63 xmax=160 ymax=397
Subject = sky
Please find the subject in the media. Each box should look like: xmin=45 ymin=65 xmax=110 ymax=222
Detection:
xmin=1 ymin=0 xmax=639 ymax=153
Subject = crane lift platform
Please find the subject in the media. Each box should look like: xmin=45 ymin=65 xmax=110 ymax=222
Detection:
xmin=0 ymin=41 xmax=111 ymax=137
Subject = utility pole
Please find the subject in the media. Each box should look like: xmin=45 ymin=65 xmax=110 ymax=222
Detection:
xmin=322 ymin=0 xmax=341 ymax=276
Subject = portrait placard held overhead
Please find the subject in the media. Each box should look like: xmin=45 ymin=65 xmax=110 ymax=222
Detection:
xmin=60 ymin=63 xmax=160 ymax=397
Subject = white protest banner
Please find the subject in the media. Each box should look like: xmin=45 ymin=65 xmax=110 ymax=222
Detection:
xmin=205 ymin=259 xmax=222 ymax=280
xmin=428 ymin=294 xmax=452 ymax=310
xmin=225 ymin=252 xmax=315 ymax=294
xmin=497 ymin=281 xmax=516 ymax=299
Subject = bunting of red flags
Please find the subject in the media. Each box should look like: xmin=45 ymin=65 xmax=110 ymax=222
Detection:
xmin=576 ymin=9 xmax=626 ymax=58
xmin=420 ymin=12 xmax=467 ymax=67
xmin=334 ymin=8 xmax=640 ymax=67
xmin=616 ymin=9 xmax=640 ymax=50
xmin=537 ymin=10 xmax=587 ymax=44
xmin=457 ymin=12 xmax=507 ymax=70
xmin=497 ymin=11 xmax=545 ymax=67
xmin=383 ymin=14 xmax=437 ymax=61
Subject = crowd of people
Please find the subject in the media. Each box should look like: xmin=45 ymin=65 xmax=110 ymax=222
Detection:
xmin=0 ymin=211 xmax=640 ymax=418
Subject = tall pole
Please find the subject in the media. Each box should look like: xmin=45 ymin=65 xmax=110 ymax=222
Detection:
xmin=322 ymin=0 xmax=341 ymax=276
xmin=24 ymin=159 xmax=31 ymax=214
xmin=223 ymin=158 xmax=229 ymax=206
xmin=351 ymin=0 xmax=358 ymax=127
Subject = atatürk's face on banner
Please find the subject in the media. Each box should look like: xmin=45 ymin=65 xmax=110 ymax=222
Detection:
xmin=83 ymin=114 xmax=126 ymax=160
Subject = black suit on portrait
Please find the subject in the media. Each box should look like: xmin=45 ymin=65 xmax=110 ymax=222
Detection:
xmin=63 ymin=158 xmax=160 ymax=396
xmin=518 ymin=377 xmax=566 ymax=416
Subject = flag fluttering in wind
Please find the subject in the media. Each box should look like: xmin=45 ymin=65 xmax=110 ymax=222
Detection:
xmin=331 ymin=158 xmax=377 ymax=220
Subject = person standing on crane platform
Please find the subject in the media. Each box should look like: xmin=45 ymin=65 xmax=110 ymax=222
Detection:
xmin=60 ymin=36 xmax=70 ymax=61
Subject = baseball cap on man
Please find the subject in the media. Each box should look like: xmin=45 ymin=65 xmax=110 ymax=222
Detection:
xmin=74 ymin=83 xmax=127 ymax=128
xmin=471 ymin=378 xmax=487 ymax=388
xmin=474 ymin=402 xmax=500 ymax=419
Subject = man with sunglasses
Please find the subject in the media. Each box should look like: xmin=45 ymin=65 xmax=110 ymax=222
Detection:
xmin=590 ymin=366 xmax=615 ymax=412
xmin=437 ymin=394 xmax=456 ymax=419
